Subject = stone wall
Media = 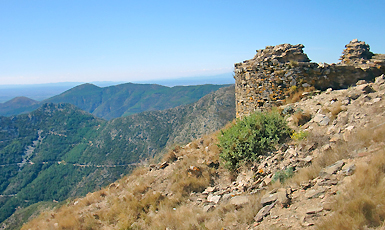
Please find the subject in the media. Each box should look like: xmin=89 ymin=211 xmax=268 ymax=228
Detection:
xmin=234 ymin=39 xmax=385 ymax=118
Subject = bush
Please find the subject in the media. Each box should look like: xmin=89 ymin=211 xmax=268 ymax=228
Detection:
xmin=272 ymin=167 xmax=294 ymax=184
xmin=218 ymin=110 xmax=291 ymax=171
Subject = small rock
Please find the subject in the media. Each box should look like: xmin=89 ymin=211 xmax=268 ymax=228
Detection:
xmin=318 ymin=178 xmax=338 ymax=186
xmin=305 ymin=187 xmax=327 ymax=199
xmin=300 ymin=181 xmax=312 ymax=190
xmin=276 ymin=188 xmax=290 ymax=207
xmin=319 ymin=160 xmax=345 ymax=177
xmin=221 ymin=193 xmax=232 ymax=202
xmin=341 ymin=163 xmax=356 ymax=176
xmin=330 ymin=134 xmax=342 ymax=143
xmin=207 ymin=194 xmax=221 ymax=204
xmin=375 ymin=74 xmax=385 ymax=84
xmin=230 ymin=195 xmax=250 ymax=207
xmin=323 ymin=202 xmax=333 ymax=211
xmin=313 ymin=114 xmax=330 ymax=126
xmin=357 ymin=84 xmax=375 ymax=94
xmin=356 ymin=80 xmax=367 ymax=85
xmin=159 ymin=161 xmax=169 ymax=169
xmin=345 ymin=125 xmax=354 ymax=131
xmin=205 ymin=187 xmax=216 ymax=193
xmin=306 ymin=206 xmax=323 ymax=214
xmin=285 ymin=148 xmax=297 ymax=158
xmin=261 ymin=193 xmax=278 ymax=206
xmin=254 ymin=201 xmax=277 ymax=222
xmin=263 ymin=176 xmax=273 ymax=186
xmin=321 ymin=144 xmax=332 ymax=152
xmin=347 ymin=90 xmax=361 ymax=100
xmin=203 ymin=204 xmax=215 ymax=212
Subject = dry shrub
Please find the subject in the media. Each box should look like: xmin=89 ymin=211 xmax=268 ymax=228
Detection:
xmin=321 ymin=101 xmax=344 ymax=120
xmin=190 ymin=141 xmax=199 ymax=149
xmin=129 ymin=166 xmax=148 ymax=178
xmin=292 ymin=110 xmax=312 ymax=126
xmin=148 ymin=205 xmax=204 ymax=229
xmin=286 ymin=86 xmax=315 ymax=103
xmin=162 ymin=150 xmax=178 ymax=163
xmin=170 ymin=162 xmax=213 ymax=197
xmin=329 ymin=101 xmax=343 ymax=117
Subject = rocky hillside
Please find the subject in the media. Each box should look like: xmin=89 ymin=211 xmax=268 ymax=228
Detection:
xmin=19 ymin=75 xmax=385 ymax=229
xmin=0 ymin=83 xmax=229 ymax=120
xmin=0 ymin=86 xmax=235 ymax=229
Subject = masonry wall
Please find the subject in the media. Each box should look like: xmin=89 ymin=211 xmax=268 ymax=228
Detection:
xmin=234 ymin=40 xmax=385 ymax=118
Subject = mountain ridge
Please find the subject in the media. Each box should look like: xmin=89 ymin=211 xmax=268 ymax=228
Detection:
xmin=0 ymin=83 xmax=230 ymax=120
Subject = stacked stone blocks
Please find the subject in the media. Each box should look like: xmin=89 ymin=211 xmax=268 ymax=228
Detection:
xmin=234 ymin=40 xmax=385 ymax=118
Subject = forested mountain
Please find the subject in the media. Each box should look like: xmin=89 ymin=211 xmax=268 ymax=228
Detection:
xmin=0 ymin=83 xmax=229 ymax=120
xmin=0 ymin=85 xmax=235 ymax=226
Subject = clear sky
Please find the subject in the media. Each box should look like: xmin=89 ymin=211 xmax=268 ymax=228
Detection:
xmin=0 ymin=0 xmax=384 ymax=85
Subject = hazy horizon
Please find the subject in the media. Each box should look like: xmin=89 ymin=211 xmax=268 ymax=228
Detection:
xmin=0 ymin=73 xmax=234 ymax=103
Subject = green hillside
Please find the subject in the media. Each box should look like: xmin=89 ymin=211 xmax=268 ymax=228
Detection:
xmin=0 ymin=86 xmax=235 ymax=226
xmin=0 ymin=83 xmax=230 ymax=120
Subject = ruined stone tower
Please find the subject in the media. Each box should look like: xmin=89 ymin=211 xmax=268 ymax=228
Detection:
xmin=234 ymin=40 xmax=385 ymax=118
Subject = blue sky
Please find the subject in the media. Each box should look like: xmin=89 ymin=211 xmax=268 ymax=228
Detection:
xmin=0 ymin=0 xmax=384 ymax=85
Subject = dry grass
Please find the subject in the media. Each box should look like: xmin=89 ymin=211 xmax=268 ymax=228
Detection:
xmin=320 ymin=101 xmax=344 ymax=121
xmin=286 ymin=86 xmax=316 ymax=104
xmin=292 ymin=110 xmax=312 ymax=126
xmin=287 ymin=121 xmax=385 ymax=187
xmin=317 ymin=148 xmax=385 ymax=230
xmin=315 ymin=122 xmax=385 ymax=229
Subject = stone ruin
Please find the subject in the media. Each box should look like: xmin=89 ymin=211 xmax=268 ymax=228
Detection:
xmin=234 ymin=39 xmax=385 ymax=118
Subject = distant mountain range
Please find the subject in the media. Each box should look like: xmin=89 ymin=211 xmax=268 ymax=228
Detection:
xmin=0 ymin=72 xmax=234 ymax=103
xmin=0 ymin=85 xmax=235 ymax=225
xmin=0 ymin=83 xmax=230 ymax=120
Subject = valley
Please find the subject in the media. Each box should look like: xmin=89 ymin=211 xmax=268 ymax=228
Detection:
xmin=0 ymin=86 xmax=235 ymax=228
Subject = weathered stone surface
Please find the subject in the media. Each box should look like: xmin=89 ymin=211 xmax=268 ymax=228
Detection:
xmin=319 ymin=160 xmax=345 ymax=177
xmin=207 ymin=194 xmax=221 ymax=204
xmin=340 ymin=39 xmax=373 ymax=65
xmin=261 ymin=193 xmax=278 ymax=206
xmin=159 ymin=161 xmax=168 ymax=169
xmin=317 ymin=178 xmax=338 ymax=186
xmin=204 ymin=186 xmax=216 ymax=193
xmin=306 ymin=206 xmax=323 ymax=215
xmin=230 ymin=195 xmax=250 ymax=207
xmin=314 ymin=114 xmax=330 ymax=126
xmin=276 ymin=188 xmax=290 ymax=207
xmin=254 ymin=201 xmax=277 ymax=222
xmin=341 ymin=163 xmax=356 ymax=176
xmin=221 ymin=193 xmax=232 ymax=202
xmin=203 ymin=204 xmax=215 ymax=212
xmin=357 ymin=84 xmax=375 ymax=94
xmin=375 ymin=74 xmax=385 ymax=84
xmin=305 ymin=187 xmax=327 ymax=199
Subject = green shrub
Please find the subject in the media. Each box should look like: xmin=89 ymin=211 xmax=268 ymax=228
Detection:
xmin=272 ymin=167 xmax=294 ymax=184
xmin=218 ymin=110 xmax=291 ymax=171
